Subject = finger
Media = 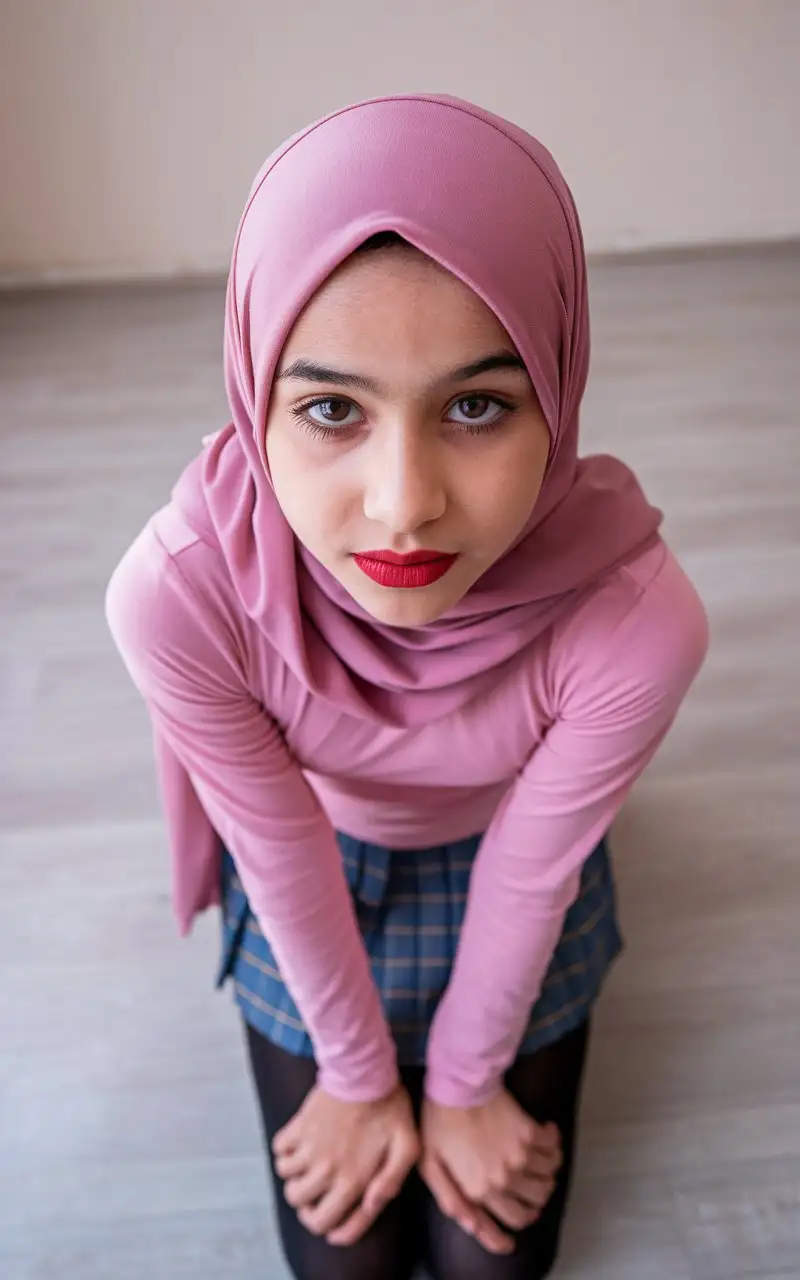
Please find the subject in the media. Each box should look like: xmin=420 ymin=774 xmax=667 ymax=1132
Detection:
xmin=519 ymin=1131 xmax=562 ymax=1179
xmin=482 ymin=1189 xmax=540 ymax=1232
xmin=420 ymin=1157 xmax=514 ymax=1256
xmin=271 ymin=1120 xmax=300 ymax=1158
xmin=522 ymin=1145 xmax=562 ymax=1179
xmin=273 ymin=1149 xmax=310 ymax=1180
xmin=326 ymin=1205 xmax=375 ymax=1248
xmin=419 ymin=1155 xmax=474 ymax=1229
xmin=361 ymin=1133 xmax=418 ymax=1218
xmin=299 ymin=1180 xmax=363 ymax=1237
xmin=509 ymin=1171 xmax=558 ymax=1212
xmin=525 ymin=1120 xmax=562 ymax=1159
xmin=283 ymin=1162 xmax=336 ymax=1211
xmin=327 ymin=1134 xmax=418 ymax=1245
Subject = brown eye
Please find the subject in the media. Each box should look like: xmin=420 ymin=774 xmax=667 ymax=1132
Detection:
xmin=312 ymin=399 xmax=354 ymax=423
xmin=459 ymin=396 xmax=491 ymax=419
xmin=296 ymin=397 xmax=364 ymax=434
xmin=446 ymin=395 xmax=511 ymax=432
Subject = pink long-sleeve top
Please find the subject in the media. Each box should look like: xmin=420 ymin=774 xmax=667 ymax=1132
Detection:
xmin=105 ymin=506 xmax=708 ymax=1108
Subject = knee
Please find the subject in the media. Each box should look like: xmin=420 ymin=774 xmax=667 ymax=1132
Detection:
xmin=426 ymin=1220 xmax=559 ymax=1280
xmin=283 ymin=1247 xmax=372 ymax=1280
xmin=283 ymin=1231 xmax=415 ymax=1280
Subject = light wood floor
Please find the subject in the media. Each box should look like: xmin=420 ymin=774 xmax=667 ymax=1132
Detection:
xmin=1 ymin=244 xmax=799 ymax=1279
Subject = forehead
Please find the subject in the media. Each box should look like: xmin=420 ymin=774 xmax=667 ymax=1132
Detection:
xmin=281 ymin=248 xmax=512 ymax=362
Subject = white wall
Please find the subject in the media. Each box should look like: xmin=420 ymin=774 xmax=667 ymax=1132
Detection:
xmin=1 ymin=0 xmax=798 ymax=283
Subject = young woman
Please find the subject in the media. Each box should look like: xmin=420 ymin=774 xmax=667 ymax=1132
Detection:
xmin=106 ymin=94 xmax=708 ymax=1279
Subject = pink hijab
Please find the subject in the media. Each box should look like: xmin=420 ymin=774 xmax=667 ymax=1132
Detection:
xmin=173 ymin=94 xmax=661 ymax=728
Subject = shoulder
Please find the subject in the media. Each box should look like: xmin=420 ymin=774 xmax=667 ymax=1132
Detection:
xmin=550 ymin=541 xmax=709 ymax=716
xmin=105 ymin=504 xmax=246 ymax=683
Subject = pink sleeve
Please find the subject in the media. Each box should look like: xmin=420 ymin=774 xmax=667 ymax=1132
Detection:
xmin=105 ymin=524 xmax=398 ymax=1103
xmin=424 ymin=550 xmax=709 ymax=1108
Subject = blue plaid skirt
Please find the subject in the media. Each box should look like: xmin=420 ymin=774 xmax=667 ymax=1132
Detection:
xmin=216 ymin=833 xmax=622 ymax=1064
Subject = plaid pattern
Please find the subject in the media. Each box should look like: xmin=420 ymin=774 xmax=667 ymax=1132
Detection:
xmin=216 ymin=832 xmax=622 ymax=1063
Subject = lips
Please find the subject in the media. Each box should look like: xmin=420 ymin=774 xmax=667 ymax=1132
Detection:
xmin=353 ymin=549 xmax=459 ymax=589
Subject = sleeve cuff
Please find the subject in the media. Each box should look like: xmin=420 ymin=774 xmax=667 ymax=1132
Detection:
xmin=317 ymin=1054 xmax=400 ymax=1104
xmin=423 ymin=1068 xmax=504 ymax=1110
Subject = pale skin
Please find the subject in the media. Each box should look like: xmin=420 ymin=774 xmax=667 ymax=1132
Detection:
xmin=266 ymin=244 xmax=559 ymax=1254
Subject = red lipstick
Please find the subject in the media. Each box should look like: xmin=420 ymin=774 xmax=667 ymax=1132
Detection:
xmin=353 ymin=549 xmax=459 ymax=589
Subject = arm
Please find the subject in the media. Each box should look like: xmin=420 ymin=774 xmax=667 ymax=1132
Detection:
xmin=106 ymin=523 xmax=398 ymax=1102
xmin=425 ymin=550 xmax=709 ymax=1107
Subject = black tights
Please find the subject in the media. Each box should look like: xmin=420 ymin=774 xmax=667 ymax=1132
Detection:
xmin=244 ymin=1018 xmax=590 ymax=1280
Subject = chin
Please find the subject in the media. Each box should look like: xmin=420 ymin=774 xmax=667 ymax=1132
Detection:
xmin=354 ymin=584 xmax=456 ymax=628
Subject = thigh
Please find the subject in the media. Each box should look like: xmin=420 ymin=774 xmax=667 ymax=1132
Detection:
xmin=243 ymin=1021 xmax=421 ymax=1280
xmin=423 ymin=1018 xmax=591 ymax=1280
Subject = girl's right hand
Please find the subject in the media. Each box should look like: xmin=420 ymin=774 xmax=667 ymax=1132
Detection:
xmin=272 ymin=1081 xmax=420 ymax=1246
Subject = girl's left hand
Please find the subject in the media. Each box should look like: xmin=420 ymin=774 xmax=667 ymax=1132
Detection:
xmin=419 ymin=1089 xmax=562 ymax=1253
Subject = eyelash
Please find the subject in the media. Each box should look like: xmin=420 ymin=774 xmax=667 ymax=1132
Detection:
xmin=289 ymin=394 xmax=518 ymax=441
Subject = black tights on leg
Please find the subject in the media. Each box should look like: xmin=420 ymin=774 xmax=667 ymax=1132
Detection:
xmin=422 ymin=1019 xmax=590 ymax=1280
xmin=243 ymin=1019 xmax=590 ymax=1280
xmin=244 ymin=1024 xmax=422 ymax=1280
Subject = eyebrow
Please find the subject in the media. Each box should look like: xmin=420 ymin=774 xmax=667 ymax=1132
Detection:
xmin=276 ymin=350 xmax=528 ymax=395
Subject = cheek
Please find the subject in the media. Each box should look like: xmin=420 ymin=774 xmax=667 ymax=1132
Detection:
xmin=463 ymin=437 xmax=549 ymax=544
xmin=266 ymin=428 xmax=356 ymax=551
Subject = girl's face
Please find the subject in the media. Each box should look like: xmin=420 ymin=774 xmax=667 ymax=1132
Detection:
xmin=266 ymin=246 xmax=551 ymax=627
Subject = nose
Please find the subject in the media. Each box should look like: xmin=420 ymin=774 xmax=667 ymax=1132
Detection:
xmin=361 ymin=421 xmax=447 ymax=535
